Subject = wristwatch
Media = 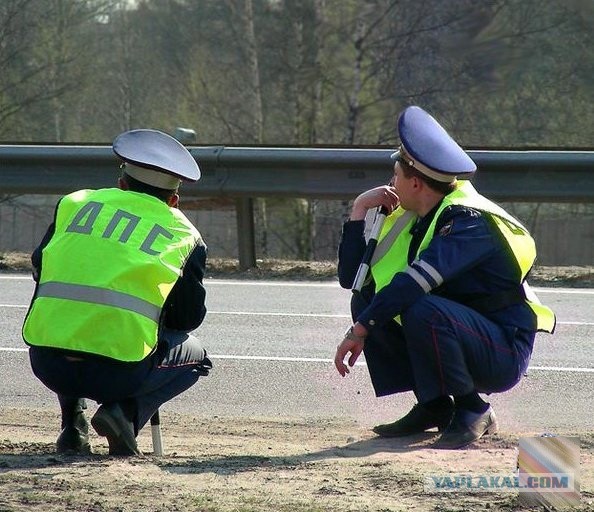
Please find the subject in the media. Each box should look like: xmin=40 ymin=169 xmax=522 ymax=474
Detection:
xmin=343 ymin=326 xmax=366 ymax=343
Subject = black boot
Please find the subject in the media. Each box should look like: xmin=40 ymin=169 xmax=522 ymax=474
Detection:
xmin=91 ymin=402 xmax=141 ymax=456
xmin=373 ymin=398 xmax=454 ymax=438
xmin=56 ymin=397 xmax=92 ymax=455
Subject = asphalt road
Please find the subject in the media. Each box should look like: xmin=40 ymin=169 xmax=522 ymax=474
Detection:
xmin=1 ymin=274 xmax=593 ymax=434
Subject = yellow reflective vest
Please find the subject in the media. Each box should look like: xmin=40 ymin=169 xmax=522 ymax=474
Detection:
xmin=370 ymin=180 xmax=555 ymax=333
xmin=23 ymin=188 xmax=204 ymax=361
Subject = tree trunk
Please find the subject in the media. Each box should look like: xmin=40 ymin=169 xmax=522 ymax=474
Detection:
xmin=242 ymin=0 xmax=263 ymax=143
xmin=345 ymin=12 xmax=366 ymax=145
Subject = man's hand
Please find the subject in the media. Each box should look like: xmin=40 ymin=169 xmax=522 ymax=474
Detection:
xmin=334 ymin=337 xmax=364 ymax=376
xmin=350 ymin=185 xmax=400 ymax=221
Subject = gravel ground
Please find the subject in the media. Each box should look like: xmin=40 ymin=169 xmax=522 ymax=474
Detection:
xmin=1 ymin=252 xmax=592 ymax=511
xmin=2 ymin=252 xmax=592 ymax=287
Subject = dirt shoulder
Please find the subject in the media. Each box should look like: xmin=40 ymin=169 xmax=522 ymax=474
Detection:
xmin=2 ymin=252 xmax=593 ymax=287
xmin=205 ymin=258 xmax=594 ymax=288
xmin=2 ymin=254 xmax=592 ymax=511
xmin=1 ymin=408 xmax=592 ymax=512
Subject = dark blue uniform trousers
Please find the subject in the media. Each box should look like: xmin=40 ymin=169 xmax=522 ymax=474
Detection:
xmin=352 ymin=293 xmax=529 ymax=403
xmin=29 ymin=328 xmax=210 ymax=432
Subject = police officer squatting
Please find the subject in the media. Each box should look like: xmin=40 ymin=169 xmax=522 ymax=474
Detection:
xmin=335 ymin=106 xmax=555 ymax=449
xmin=22 ymin=129 xmax=212 ymax=456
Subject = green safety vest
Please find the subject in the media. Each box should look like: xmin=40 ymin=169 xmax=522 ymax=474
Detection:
xmin=370 ymin=180 xmax=555 ymax=333
xmin=23 ymin=188 xmax=204 ymax=361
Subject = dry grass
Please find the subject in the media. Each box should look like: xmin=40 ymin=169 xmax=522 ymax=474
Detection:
xmin=2 ymin=251 xmax=592 ymax=287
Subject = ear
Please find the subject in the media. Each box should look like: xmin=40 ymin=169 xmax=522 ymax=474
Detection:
xmin=167 ymin=193 xmax=179 ymax=208
xmin=118 ymin=177 xmax=129 ymax=190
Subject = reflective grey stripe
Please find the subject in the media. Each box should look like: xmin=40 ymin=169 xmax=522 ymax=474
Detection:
xmin=371 ymin=211 xmax=416 ymax=266
xmin=404 ymin=266 xmax=432 ymax=293
xmin=414 ymin=259 xmax=444 ymax=286
xmin=37 ymin=281 xmax=160 ymax=323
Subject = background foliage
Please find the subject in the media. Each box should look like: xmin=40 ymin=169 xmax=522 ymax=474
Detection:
xmin=0 ymin=0 xmax=592 ymax=263
xmin=1 ymin=0 xmax=592 ymax=147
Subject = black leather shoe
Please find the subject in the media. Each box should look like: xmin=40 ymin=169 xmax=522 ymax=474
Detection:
xmin=372 ymin=402 xmax=454 ymax=438
xmin=434 ymin=406 xmax=498 ymax=449
xmin=56 ymin=421 xmax=92 ymax=455
xmin=91 ymin=403 xmax=141 ymax=456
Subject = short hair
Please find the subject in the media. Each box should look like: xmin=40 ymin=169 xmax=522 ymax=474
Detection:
xmin=121 ymin=171 xmax=177 ymax=203
xmin=399 ymin=160 xmax=456 ymax=195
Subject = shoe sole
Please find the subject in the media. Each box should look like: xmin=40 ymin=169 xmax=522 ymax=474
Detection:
xmin=434 ymin=417 xmax=499 ymax=450
xmin=91 ymin=409 xmax=140 ymax=456
xmin=373 ymin=427 xmax=443 ymax=438
xmin=56 ymin=444 xmax=92 ymax=456
xmin=372 ymin=420 xmax=451 ymax=438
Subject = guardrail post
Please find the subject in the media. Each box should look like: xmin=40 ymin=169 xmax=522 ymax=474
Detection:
xmin=235 ymin=197 xmax=257 ymax=269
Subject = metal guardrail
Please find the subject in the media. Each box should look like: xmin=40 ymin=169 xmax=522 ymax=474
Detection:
xmin=1 ymin=145 xmax=593 ymax=267
xmin=1 ymin=145 xmax=593 ymax=201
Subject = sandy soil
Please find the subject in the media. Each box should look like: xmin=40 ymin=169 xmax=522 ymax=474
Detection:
xmin=2 ymin=252 xmax=593 ymax=287
xmin=2 ymin=255 xmax=593 ymax=511
xmin=0 ymin=408 xmax=592 ymax=512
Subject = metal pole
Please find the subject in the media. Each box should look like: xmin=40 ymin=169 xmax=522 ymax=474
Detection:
xmin=235 ymin=197 xmax=257 ymax=270
xmin=150 ymin=409 xmax=163 ymax=456
xmin=352 ymin=207 xmax=388 ymax=292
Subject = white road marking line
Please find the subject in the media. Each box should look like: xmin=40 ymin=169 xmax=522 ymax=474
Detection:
xmin=534 ymin=288 xmax=594 ymax=295
xmin=0 ymin=275 xmax=341 ymax=287
xmin=1 ymin=305 xmax=347 ymax=317
xmin=209 ymin=310 xmax=347 ymax=318
xmin=207 ymin=282 xmax=594 ymax=294
xmin=0 ymin=304 xmax=591 ymax=325
xmin=527 ymin=366 xmax=594 ymax=373
xmin=206 ymin=280 xmax=340 ymax=288
xmin=209 ymin=311 xmax=591 ymax=325
xmin=1 ymin=274 xmax=593 ymax=294
xmin=1 ymin=347 xmax=593 ymax=373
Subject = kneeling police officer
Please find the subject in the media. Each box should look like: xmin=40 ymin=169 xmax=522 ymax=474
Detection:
xmin=23 ymin=129 xmax=211 ymax=456
xmin=335 ymin=106 xmax=555 ymax=449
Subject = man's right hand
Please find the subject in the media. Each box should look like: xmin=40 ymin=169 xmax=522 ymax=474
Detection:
xmin=334 ymin=337 xmax=364 ymax=377
xmin=350 ymin=186 xmax=399 ymax=221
